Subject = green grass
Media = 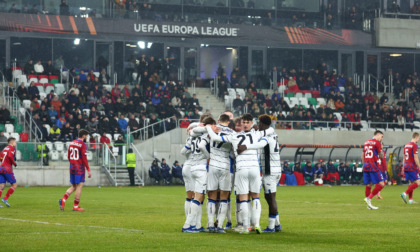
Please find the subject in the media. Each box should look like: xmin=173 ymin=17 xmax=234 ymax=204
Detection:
xmin=0 ymin=185 xmax=419 ymax=251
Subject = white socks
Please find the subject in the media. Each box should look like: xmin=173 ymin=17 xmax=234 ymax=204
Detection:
xmin=207 ymin=200 xmax=216 ymax=228
xmin=240 ymin=201 xmax=249 ymax=230
xmin=275 ymin=212 xmax=280 ymax=226
xmin=196 ymin=201 xmax=203 ymax=229
xmin=235 ymin=199 xmax=242 ymax=225
xmin=268 ymin=214 xmax=276 ymax=229
xmin=217 ymin=200 xmax=228 ymax=228
xmin=226 ymin=199 xmax=232 ymax=223
xmin=184 ymin=199 xmax=191 ymax=218
xmin=251 ymin=198 xmax=261 ymax=228
xmin=183 ymin=199 xmax=200 ymax=228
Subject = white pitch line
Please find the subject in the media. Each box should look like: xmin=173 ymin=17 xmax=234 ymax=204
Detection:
xmin=0 ymin=217 xmax=143 ymax=232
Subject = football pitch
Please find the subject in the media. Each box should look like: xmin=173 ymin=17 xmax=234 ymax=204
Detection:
xmin=0 ymin=185 xmax=418 ymax=251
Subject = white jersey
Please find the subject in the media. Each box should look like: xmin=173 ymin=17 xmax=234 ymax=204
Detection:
xmin=259 ymin=133 xmax=281 ymax=175
xmin=219 ymin=130 xmax=267 ymax=171
xmin=183 ymin=136 xmax=193 ymax=166
xmin=209 ymin=125 xmax=234 ymax=171
xmin=190 ymin=134 xmax=210 ymax=171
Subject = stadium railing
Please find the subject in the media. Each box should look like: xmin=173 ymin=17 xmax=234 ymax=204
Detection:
xmin=127 ymin=116 xmax=174 ymax=143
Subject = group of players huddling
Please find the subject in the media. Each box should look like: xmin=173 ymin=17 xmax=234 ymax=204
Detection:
xmin=181 ymin=111 xmax=282 ymax=234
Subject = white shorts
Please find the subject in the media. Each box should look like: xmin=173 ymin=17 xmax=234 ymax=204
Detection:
xmin=207 ymin=167 xmax=232 ymax=192
xmin=191 ymin=169 xmax=207 ymax=194
xmin=182 ymin=164 xmax=194 ymax=192
xmin=234 ymin=168 xmax=261 ymax=195
xmin=263 ymin=174 xmax=281 ymax=194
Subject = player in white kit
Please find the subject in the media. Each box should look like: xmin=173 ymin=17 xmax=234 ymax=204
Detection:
xmin=206 ymin=113 xmax=273 ymax=234
xmin=237 ymin=115 xmax=282 ymax=233
xmin=180 ymin=136 xmax=194 ymax=218
xmin=182 ymin=117 xmax=216 ymax=233
xmin=200 ymin=114 xmax=234 ymax=233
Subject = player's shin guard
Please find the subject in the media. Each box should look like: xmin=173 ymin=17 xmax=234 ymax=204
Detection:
xmin=4 ymin=187 xmax=15 ymax=200
xmin=184 ymin=199 xmax=191 ymax=218
xmin=405 ymin=183 xmax=419 ymax=195
xmin=251 ymin=198 xmax=261 ymax=228
xmin=268 ymin=214 xmax=276 ymax=229
xmin=207 ymin=199 xmax=216 ymax=228
xmin=217 ymin=200 xmax=228 ymax=228
xmin=184 ymin=200 xmax=200 ymax=228
xmin=0 ymin=189 xmax=3 ymax=198
xmin=239 ymin=201 xmax=249 ymax=230
xmin=275 ymin=212 xmax=280 ymax=226
xmin=195 ymin=201 xmax=203 ymax=229
xmin=247 ymin=200 xmax=252 ymax=226
xmin=226 ymin=198 xmax=232 ymax=223
xmin=368 ymin=184 xmax=384 ymax=199
xmin=365 ymin=186 xmax=372 ymax=197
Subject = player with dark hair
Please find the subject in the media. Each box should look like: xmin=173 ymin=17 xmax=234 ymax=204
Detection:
xmin=237 ymin=114 xmax=282 ymax=232
xmin=362 ymin=130 xmax=384 ymax=210
xmin=401 ymin=132 xmax=420 ymax=204
xmin=59 ymin=129 xmax=92 ymax=211
xmin=206 ymin=113 xmax=273 ymax=234
xmin=182 ymin=116 xmax=216 ymax=233
xmin=0 ymin=137 xmax=17 ymax=207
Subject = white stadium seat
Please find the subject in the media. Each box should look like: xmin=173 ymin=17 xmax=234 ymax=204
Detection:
xmin=23 ymin=99 xmax=31 ymax=109
xmin=10 ymin=133 xmax=20 ymax=141
xmin=51 ymin=150 xmax=60 ymax=161
xmin=16 ymin=150 xmax=22 ymax=161
xmin=45 ymin=141 xmax=53 ymax=151
xmin=61 ymin=151 xmax=68 ymax=161
xmin=86 ymin=151 xmax=93 ymax=161
xmin=55 ymin=142 xmax=64 ymax=152
xmin=5 ymin=124 xmax=14 ymax=133
xmin=55 ymin=84 xmax=66 ymax=95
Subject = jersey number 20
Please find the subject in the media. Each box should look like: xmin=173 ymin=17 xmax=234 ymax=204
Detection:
xmin=69 ymin=147 xmax=79 ymax=160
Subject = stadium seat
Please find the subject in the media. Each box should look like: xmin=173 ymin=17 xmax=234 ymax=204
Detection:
xmin=44 ymin=124 xmax=51 ymax=135
xmin=3 ymin=132 xmax=10 ymax=138
xmin=35 ymin=83 xmax=45 ymax=93
xmin=394 ymin=128 xmax=403 ymax=132
xmin=61 ymin=151 xmax=68 ymax=161
xmin=106 ymin=134 xmax=113 ymax=143
xmin=92 ymin=133 xmax=101 ymax=141
xmin=19 ymin=75 xmax=28 ymax=86
xmin=55 ymin=84 xmax=65 ymax=95
xmin=39 ymin=78 xmax=48 ymax=84
xmin=308 ymin=98 xmax=317 ymax=106
xmin=66 ymin=141 xmax=71 ymax=150
xmin=49 ymin=75 xmax=59 ymax=80
xmin=237 ymin=89 xmax=246 ymax=99
xmin=83 ymin=109 xmax=90 ymax=116
xmin=316 ymin=98 xmax=326 ymax=106
xmin=114 ymin=133 xmax=121 ymax=141
xmin=361 ymin=121 xmax=369 ymax=129
xmin=29 ymin=77 xmax=38 ymax=83
xmin=278 ymin=85 xmax=287 ymax=93
xmin=5 ymin=124 xmax=14 ymax=133
xmin=295 ymin=92 xmax=303 ymax=98
xmin=39 ymin=92 xmax=47 ymax=101
xmin=103 ymin=85 xmax=112 ymax=92
xmin=51 ymin=150 xmax=60 ymax=161
xmin=44 ymin=83 xmax=55 ymax=93
xmin=13 ymin=69 xmax=22 ymax=78
xmin=333 ymin=113 xmax=342 ymax=122
xmin=45 ymin=141 xmax=53 ymax=151
xmin=55 ymin=142 xmax=64 ymax=152
xmin=94 ymin=72 xmax=100 ymax=78
xmin=50 ymin=78 xmax=59 ymax=84
xmin=22 ymin=99 xmax=31 ymax=109
xmin=10 ymin=133 xmax=20 ymax=141
xmin=20 ymin=132 xmax=29 ymax=142
xmin=16 ymin=150 xmax=22 ymax=161
xmin=86 ymin=151 xmax=93 ymax=161
xmin=304 ymin=93 xmax=312 ymax=98
xmin=19 ymin=108 xmax=26 ymax=117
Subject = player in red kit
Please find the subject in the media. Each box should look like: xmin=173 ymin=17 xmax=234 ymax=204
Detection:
xmin=0 ymin=137 xmax=17 ymax=207
xmin=59 ymin=130 xmax=92 ymax=211
xmin=401 ymin=132 xmax=420 ymax=205
xmin=362 ymin=130 xmax=384 ymax=210
xmin=376 ymin=143 xmax=388 ymax=200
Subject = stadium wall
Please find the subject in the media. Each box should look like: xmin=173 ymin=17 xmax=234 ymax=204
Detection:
xmin=376 ymin=17 xmax=420 ymax=49
xmin=14 ymin=166 xmax=111 ymax=186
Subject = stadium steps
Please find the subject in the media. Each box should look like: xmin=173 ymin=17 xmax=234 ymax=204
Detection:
xmin=193 ymin=87 xmax=226 ymax=116
xmin=104 ymin=166 xmax=143 ymax=186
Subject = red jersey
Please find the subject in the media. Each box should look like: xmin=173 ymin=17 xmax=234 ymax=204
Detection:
xmin=363 ymin=138 xmax=381 ymax=172
xmin=68 ymin=139 xmax=90 ymax=175
xmin=404 ymin=142 xmax=418 ymax=172
xmin=0 ymin=145 xmax=17 ymax=174
xmin=379 ymin=150 xmax=387 ymax=173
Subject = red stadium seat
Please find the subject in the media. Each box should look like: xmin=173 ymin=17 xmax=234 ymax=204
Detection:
xmin=20 ymin=132 xmax=29 ymax=142
xmin=311 ymin=91 xmax=320 ymax=98
xmin=49 ymin=75 xmax=59 ymax=80
xmin=28 ymin=74 xmax=38 ymax=79
xmin=38 ymin=75 xmax=48 ymax=79
xmin=34 ymin=83 xmax=43 ymax=87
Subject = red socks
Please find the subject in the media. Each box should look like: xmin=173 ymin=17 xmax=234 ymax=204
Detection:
xmin=405 ymin=183 xmax=419 ymax=195
xmin=368 ymin=184 xmax=384 ymax=199
xmin=4 ymin=187 xmax=15 ymax=200
xmin=409 ymin=191 xmax=413 ymax=200
xmin=74 ymin=199 xmax=80 ymax=207
xmin=0 ymin=189 xmax=2 ymax=198
xmin=62 ymin=192 xmax=70 ymax=202
xmin=365 ymin=186 xmax=372 ymax=197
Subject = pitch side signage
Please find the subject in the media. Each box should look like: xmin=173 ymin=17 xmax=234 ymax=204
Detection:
xmin=134 ymin=23 xmax=238 ymax=37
